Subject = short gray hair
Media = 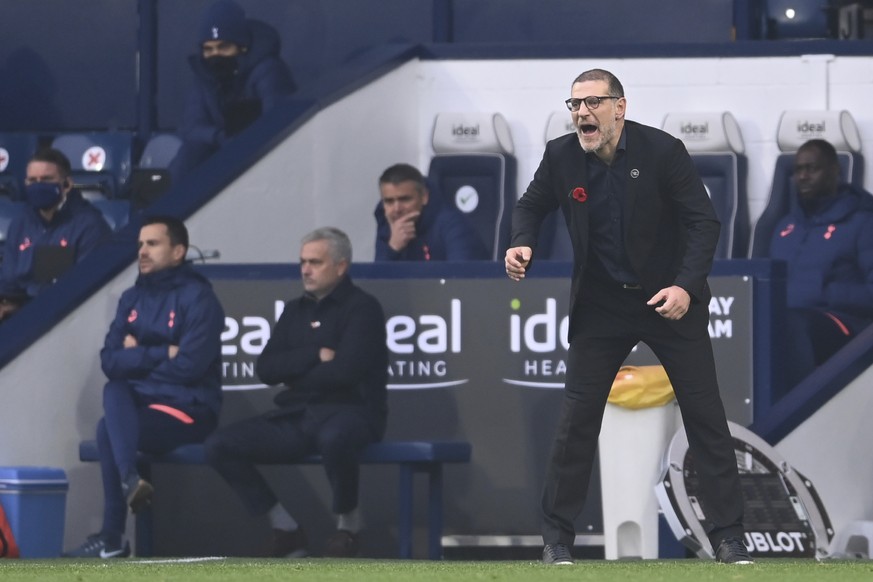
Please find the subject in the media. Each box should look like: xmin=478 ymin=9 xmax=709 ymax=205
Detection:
xmin=572 ymin=68 xmax=625 ymax=98
xmin=301 ymin=227 xmax=352 ymax=263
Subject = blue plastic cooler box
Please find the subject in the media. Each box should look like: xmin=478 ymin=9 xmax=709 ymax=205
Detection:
xmin=0 ymin=466 xmax=68 ymax=558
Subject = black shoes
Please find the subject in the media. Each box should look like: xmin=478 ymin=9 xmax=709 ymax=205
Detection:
xmin=271 ymin=527 xmax=309 ymax=558
xmin=542 ymin=543 xmax=574 ymax=565
xmin=324 ymin=530 xmax=360 ymax=558
xmin=715 ymin=536 xmax=754 ymax=564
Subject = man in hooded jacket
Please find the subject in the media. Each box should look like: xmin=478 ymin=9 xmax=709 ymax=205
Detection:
xmin=769 ymin=138 xmax=873 ymax=393
xmin=169 ymin=0 xmax=296 ymax=180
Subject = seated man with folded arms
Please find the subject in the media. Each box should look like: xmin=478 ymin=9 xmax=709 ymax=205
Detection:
xmin=205 ymin=227 xmax=388 ymax=558
xmin=374 ymin=163 xmax=489 ymax=261
xmin=64 ymin=215 xmax=225 ymax=558
xmin=769 ymin=139 xmax=873 ymax=395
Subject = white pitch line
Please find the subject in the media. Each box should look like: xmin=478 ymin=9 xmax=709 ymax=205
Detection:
xmin=128 ymin=556 xmax=227 ymax=564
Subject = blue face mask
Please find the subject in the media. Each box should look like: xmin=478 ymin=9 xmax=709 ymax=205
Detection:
xmin=25 ymin=181 xmax=63 ymax=210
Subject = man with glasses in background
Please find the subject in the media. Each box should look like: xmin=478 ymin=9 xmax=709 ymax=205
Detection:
xmin=505 ymin=68 xmax=751 ymax=565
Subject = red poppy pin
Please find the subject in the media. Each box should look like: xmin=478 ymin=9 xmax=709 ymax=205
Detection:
xmin=571 ymin=187 xmax=587 ymax=203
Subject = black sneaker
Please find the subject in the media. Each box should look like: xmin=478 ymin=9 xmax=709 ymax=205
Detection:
xmin=271 ymin=527 xmax=309 ymax=558
xmin=715 ymin=536 xmax=754 ymax=564
xmin=324 ymin=530 xmax=360 ymax=558
xmin=122 ymin=472 xmax=154 ymax=514
xmin=542 ymin=543 xmax=574 ymax=565
xmin=62 ymin=534 xmax=131 ymax=558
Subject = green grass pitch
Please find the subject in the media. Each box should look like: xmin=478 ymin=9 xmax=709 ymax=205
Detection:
xmin=1 ymin=558 xmax=873 ymax=582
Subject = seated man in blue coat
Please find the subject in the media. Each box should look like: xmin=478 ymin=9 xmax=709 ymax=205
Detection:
xmin=169 ymin=0 xmax=296 ymax=180
xmin=769 ymin=139 xmax=873 ymax=394
xmin=0 ymin=148 xmax=110 ymax=297
xmin=374 ymin=163 xmax=489 ymax=261
xmin=64 ymin=216 xmax=225 ymax=558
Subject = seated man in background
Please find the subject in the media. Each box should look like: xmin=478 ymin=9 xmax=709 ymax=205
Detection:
xmin=205 ymin=227 xmax=388 ymax=558
xmin=64 ymin=216 xmax=225 ymax=558
xmin=0 ymin=148 xmax=110 ymax=297
xmin=769 ymin=138 xmax=873 ymax=395
xmin=169 ymin=0 xmax=296 ymax=181
xmin=374 ymin=163 xmax=489 ymax=261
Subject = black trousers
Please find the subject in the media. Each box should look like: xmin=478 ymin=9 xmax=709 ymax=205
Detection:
xmin=541 ymin=280 xmax=745 ymax=551
xmin=779 ymin=307 xmax=870 ymax=396
xmin=204 ymin=405 xmax=382 ymax=516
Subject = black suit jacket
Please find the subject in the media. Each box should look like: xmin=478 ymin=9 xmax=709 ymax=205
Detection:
xmin=511 ymin=120 xmax=720 ymax=340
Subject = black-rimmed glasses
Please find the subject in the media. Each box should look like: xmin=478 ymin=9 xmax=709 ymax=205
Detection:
xmin=564 ymin=96 xmax=619 ymax=112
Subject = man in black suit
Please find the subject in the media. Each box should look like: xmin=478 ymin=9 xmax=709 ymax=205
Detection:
xmin=505 ymin=69 xmax=750 ymax=565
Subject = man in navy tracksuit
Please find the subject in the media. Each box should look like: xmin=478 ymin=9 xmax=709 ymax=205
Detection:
xmin=769 ymin=139 xmax=873 ymax=394
xmin=64 ymin=216 xmax=225 ymax=558
xmin=0 ymin=148 xmax=110 ymax=298
xmin=374 ymin=163 xmax=489 ymax=261
xmin=169 ymin=0 xmax=296 ymax=180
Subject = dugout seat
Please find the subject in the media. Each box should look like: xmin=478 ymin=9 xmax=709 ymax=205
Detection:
xmin=427 ymin=112 xmax=517 ymax=260
xmin=749 ymin=110 xmax=865 ymax=258
xmin=0 ymin=133 xmax=40 ymax=201
xmin=662 ymin=111 xmax=750 ymax=259
xmin=51 ymin=132 xmax=134 ymax=200
xmin=128 ymin=133 xmax=181 ymax=209
xmin=90 ymin=198 xmax=130 ymax=232
xmin=138 ymin=133 xmax=182 ymax=170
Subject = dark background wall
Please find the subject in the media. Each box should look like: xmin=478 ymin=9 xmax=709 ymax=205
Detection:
xmin=0 ymin=0 xmax=138 ymax=131
xmin=449 ymin=0 xmax=736 ymax=44
xmin=0 ymin=0 xmax=750 ymax=134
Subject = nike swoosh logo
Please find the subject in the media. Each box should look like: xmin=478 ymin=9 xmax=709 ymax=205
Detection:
xmin=99 ymin=546 xmax=126 ymax=558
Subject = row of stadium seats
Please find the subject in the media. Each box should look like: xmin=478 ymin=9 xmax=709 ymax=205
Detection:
xmin=1 ymin=107 xmax=866 ymax=262
xmin=0 ymin=131 xmax=180 ymax=203
xmin=0 ymin=132 xmax=181 ymax=244
xmin=430 ymin=108 xmax=865 ymax=261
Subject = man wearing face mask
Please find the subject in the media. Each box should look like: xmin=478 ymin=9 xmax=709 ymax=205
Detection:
xmin=168 ymin=0 xmax=296 ymax=181
xmin=0 ymin=148 xmax=110 ymax=297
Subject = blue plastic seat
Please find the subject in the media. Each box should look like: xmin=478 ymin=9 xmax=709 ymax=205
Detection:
xmin=427 ymin=113 xmax=517 ymax=260
xmin=51 ymin=132 xmax=134 ymax=200
xmin=138 ymin=133 xmax=182 ymax=169
xmin=0 ymin=133 xmax=40 ymax=201
xmin=89 ymin=198 xmax=130 ymax=232
xmin=662 ymin=112 xmax=750 ymax=259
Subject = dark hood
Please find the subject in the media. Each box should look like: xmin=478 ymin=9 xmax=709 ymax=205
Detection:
xmin=189 ymin=18 xmax=283 ymax=82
